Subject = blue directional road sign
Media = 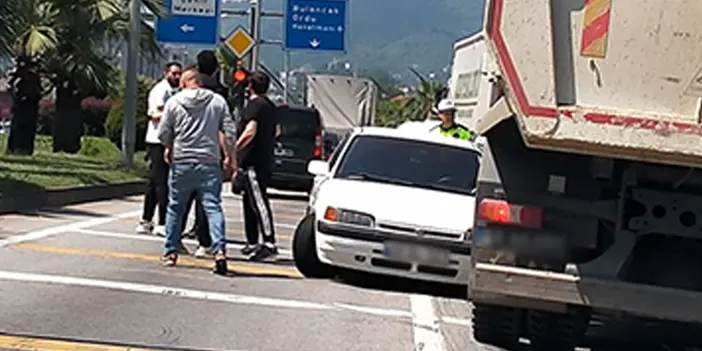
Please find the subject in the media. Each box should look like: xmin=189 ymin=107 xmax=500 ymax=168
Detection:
xmin=284 ymin=0 xmax=348 ymax=52
xmin=156 ymin=0 xmax=221 ymax=46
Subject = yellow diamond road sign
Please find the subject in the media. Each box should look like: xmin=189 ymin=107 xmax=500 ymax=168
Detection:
xmin=224 ymin=25 xmax=255 ymax=58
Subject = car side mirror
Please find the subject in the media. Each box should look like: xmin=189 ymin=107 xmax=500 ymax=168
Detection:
xmin=307 ymin=160 xmax=329 ymax=176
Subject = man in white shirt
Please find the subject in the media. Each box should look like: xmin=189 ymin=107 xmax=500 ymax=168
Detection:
xmin=136 ymin=62 xmax=182 ymax=236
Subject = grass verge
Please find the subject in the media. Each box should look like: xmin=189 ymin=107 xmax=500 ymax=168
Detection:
xmin=0 ymin=135 xmax=148 ymax=196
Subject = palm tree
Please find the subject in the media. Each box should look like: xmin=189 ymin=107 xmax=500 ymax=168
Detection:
xmin=399 ymin=66 xmax=447 ymax=122
xmin=2 ymin=0 xmax=55 ymax=154
xmin=0 ymin=0 xmax=165 ymax=154
xmin=48 ymin=0 xmax=165 ymax=153
xmin=0 ymin=0 xmax=17 ymax=58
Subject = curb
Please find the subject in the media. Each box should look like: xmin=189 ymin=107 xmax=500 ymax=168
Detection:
xmin=0 ymin=181 xmax=146 ymax=215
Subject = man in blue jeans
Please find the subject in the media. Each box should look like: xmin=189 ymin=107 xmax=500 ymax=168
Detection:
xmin=157 ymin=67 xmax=238 ymax=275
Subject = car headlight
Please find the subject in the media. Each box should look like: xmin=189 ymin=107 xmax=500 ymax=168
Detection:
xmin=323 ymin=206 xmax=374 ymax=227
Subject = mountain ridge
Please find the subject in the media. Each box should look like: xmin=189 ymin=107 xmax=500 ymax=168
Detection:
xmin=219 ymin=0 xmax=485 ymax=79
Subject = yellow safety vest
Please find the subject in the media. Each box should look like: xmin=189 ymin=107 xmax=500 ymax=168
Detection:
xmin=436 ymin=124 xmax=473 ymax=141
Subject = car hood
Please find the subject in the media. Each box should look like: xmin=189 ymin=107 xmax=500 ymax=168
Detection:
xmin=316 ymin=179 xmax=475 ymax=233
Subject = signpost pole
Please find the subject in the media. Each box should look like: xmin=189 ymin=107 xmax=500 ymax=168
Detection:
xmin=122 ymin=0 xmax=140 ymax=166
xmin=247 ymin=3 xmax=257 ymax=70
xmin=250 ymin=0 xmax=262 ymax=70
xmin=283 ymin=50 xmax=289 ymax=103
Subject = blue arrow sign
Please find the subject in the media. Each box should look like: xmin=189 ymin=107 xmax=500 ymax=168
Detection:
xmin=156 ymin=0 xmax=221 ymax=46
xmin=284 ymin=0 xmax=348 ymax=52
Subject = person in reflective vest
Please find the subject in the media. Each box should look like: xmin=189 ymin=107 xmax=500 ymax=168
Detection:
xmin=431 ymin=99 xmax=474 ymax=141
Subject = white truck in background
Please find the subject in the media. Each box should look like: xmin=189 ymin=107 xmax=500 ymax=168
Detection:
xmin=306 ymin=74 xmax=378 ymax=135
xmin=448 ymin=32 xmax=493 ymax=130
xmin=466 ymin=0 xmax=702 ymax=350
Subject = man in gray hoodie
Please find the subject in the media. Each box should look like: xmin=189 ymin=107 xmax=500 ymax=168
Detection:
xmin=157 ymin=67 xmax=238 ymax=275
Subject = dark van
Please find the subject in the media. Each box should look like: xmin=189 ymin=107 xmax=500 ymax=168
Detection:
xmin=270 ymin=106 xmax=325 ymax=192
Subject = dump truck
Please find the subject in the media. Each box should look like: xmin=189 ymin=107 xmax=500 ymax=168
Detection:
xmin=468 ymin=0 xmax=702 ymax=349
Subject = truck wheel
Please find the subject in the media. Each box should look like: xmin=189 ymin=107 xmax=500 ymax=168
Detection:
xmin=292 ymin=214 xmax=334 ymax=278
xmin=472 ymin=303 xmax=523 ymax=350
xmin=526 ymin=308 xmax=589 ymax=350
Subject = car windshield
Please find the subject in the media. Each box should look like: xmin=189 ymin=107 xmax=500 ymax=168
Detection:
xmin=334 ymin=135 xmax=480 ymax=195
xmin=278 ymin=109 xmax=319 ymax=138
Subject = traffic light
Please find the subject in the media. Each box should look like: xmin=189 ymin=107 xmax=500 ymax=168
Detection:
xmin=229 ymin=66 xmax=250 ymax=109
xmin=233 ymin=69 xmax=248 ymax=83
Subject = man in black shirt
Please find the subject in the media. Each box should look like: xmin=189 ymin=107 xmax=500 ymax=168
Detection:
xmin=236 ymin=71 xmax=279 ymax=261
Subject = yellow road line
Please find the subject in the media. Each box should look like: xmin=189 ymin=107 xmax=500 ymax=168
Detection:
xmin=0 ymin=334 xmax=154 ymax=351
xmin=13 ymin=243 xmax=302 ymax=279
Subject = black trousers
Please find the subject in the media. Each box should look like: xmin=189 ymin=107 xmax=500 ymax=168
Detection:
xmin=182 ymin=191 xmax=211 ymax=247
xmin=241 ymin=167 xmax=275 ymax=245
xmin=141 ymin=143 xmax=168 ymax=225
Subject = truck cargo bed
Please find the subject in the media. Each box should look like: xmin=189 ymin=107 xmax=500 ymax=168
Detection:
xmin=484 ymin=0 xmax=702 ymax=167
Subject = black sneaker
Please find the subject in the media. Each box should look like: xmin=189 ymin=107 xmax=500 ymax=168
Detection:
xmin=213 ymin=252 xmax=228 ymax=275
xmin=162 ymin=252 xmax=178 ymax=266
xmin=240 ymin=244 xmax=259 ymax=256
xmin=248 ymin=244 xmax=278 ymax=262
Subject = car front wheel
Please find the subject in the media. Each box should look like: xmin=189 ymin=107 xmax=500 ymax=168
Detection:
xmin=292 ymin=214 xmax=334 ymax=278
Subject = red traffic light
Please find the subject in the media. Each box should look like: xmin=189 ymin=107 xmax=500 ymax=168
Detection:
xmin=233 ymin=70 xmax=247 ymax=82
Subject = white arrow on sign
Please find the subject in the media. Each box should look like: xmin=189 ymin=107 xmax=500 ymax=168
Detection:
xmin=309 ymin=38 xmax=320 ymax=48
xmin=180 ymin=24 xmax=195 ymax=33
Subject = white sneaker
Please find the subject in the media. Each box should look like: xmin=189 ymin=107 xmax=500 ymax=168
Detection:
xmin=135 ymin=222 xmax=153 ymax=234
xmin=153 ymin=225 xmax=166 ymax=237
xmin=194 ymin=246 xmax=209 ymax=259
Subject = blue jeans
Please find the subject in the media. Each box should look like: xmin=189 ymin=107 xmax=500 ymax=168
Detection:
xmin=164 ymin=163 xmax=226 ymax=255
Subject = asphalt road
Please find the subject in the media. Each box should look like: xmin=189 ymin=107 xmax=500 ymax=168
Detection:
xmin=0 ymin=190 xmax=499 ymax=351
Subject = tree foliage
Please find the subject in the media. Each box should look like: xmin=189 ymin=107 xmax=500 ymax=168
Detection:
xmin=104 ymin=75 xmax=155 ymax=151
xmin=0 ymin=0 xmax=166 ymax=154
xmin=374 ymin=68 xmax=446 ymax=128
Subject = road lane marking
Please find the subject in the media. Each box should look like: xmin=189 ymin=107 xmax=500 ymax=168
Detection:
xmin=333 ymin=302 xmax=412 ymax=318
xmin=12 ymin=243 xmax=302 ymax=279
xmin=0 ymin=270 xmax=421 ymax=321
xmin=410 ymin=295 xmax=447 ymax=351
xmin=75 ymin=229 xmax=294 ymax=257
xmin=0 ymin=270 xmax=327 ymax=310
xmin=0 ymin=210 xmax=141 ymax=249
xmin=0 ymin=334 xmax=156 ymax=351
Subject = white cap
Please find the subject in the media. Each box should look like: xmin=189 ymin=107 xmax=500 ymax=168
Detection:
xmin=437 ymin=99 xmax=457 ymax=112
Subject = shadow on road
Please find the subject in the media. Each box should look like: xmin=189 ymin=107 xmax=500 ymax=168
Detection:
xmin=333 ymin=270 xmax=467 ymax=300
xmin=18 ymin=207 xmax=108 ymax=218
xmin=176 ymin=263 xmax=302 ymax=280
xmin=226 ymin=256 xmax=295 ymax=267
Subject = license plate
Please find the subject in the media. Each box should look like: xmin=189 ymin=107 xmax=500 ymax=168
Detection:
xmin=383 ymin=241 xmax=450 ymax=265
xmin=274 ymin=148 xmax=294 ymax=157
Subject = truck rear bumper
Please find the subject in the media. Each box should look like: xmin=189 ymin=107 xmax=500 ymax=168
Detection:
xmin=472 ymin=263 xmax=702 ymax=323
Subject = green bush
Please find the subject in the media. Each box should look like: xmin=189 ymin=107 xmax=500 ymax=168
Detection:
xmin=105 ymin=76 xmax=156 ymax=151
xmin=78 ymin=136 xmax=121 ymax=159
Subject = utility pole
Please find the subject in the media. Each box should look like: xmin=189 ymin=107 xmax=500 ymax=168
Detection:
xmin=122 ymin=0 xmax=140 ymax=166
xmin=249 ymin=0 xmax=262 ymax=70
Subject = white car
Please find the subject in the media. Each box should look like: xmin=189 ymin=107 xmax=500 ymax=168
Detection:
xmin=291 ymin=126 xmax=481 ymax=285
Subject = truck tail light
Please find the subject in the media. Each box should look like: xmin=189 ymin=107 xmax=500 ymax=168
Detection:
xmin=313 ymin=126 xmax=323 ymax=159
xmin=478 ymin=198 xmax=543 ymax=229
